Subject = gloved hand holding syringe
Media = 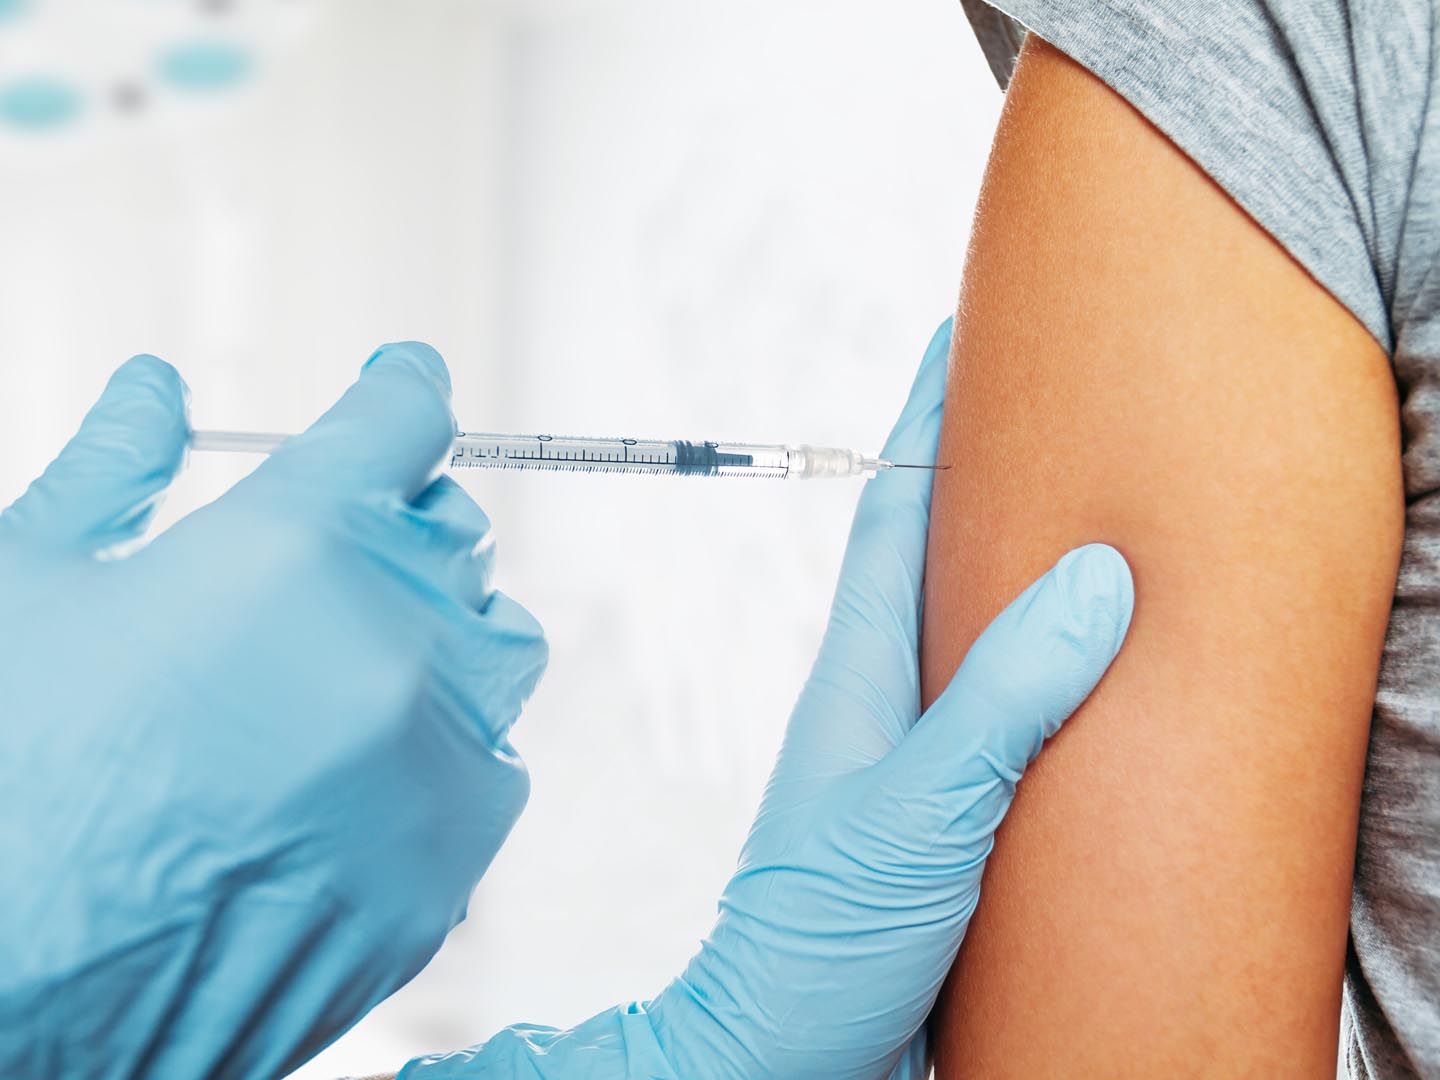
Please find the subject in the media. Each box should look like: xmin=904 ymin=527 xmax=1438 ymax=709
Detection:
xmin=191 ymin=428 xmax=947 ymax=479
xmin=0 ymin=327 xmax=1129 ymax=1080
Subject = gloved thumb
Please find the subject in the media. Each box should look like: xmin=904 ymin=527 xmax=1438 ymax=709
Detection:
xmin=813 ymin=318 xmax=951 ymax=671
xmin=0 ymin=354 xmax=189 ymax=555
xmin=252 ymin=342 xmax=456 ymax=503
xmin=882 ymin=544 xmax=1134 ymax=800
xmin=782 ymin=319 xmax=953 ymax=772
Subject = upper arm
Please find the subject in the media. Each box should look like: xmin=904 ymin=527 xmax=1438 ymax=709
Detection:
xmin=924 ymin=37 xmax=1404 ymax=1076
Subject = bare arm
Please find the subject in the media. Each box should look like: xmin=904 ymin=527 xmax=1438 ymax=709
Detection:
xmin=924 ymin=37 xmax=1403 ymax=1076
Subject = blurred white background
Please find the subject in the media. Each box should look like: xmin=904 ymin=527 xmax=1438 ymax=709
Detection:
xmin=0 ymin=0 xmax=1002 ymax=1073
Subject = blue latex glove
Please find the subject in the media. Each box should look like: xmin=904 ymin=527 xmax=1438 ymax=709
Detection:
xmin=0 ymin=345 xmax=546 ymax=1079
xmin=399 ymin=319 xmax=1134 ymax=1080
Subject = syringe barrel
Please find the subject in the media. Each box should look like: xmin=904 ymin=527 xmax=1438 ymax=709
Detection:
xmin=451 ymin=434 xmax=794 ymax=477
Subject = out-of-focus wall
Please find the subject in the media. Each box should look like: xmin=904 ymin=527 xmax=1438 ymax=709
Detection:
xmin=0 ymin=0 xmax=510 ymax=521
xmin=0 ymin=0 xmax=1003 ymax=1074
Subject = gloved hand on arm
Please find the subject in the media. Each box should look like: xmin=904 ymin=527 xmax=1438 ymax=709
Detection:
xmin=398 ymin=319 xmax=1136 ymax=1080
xmin=0 ymin=345 xmax=546 ymax=1079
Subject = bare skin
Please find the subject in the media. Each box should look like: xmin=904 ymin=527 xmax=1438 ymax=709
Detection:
xmin=924 ymin=37 xmax=1403 ymax=1078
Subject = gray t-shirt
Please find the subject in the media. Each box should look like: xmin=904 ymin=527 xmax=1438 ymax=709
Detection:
xmin=959 ymin=2 xmax=1440 ymax=1075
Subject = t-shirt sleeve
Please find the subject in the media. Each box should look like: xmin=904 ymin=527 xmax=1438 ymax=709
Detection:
xmin=957 ymin=0 xmax=1434 ymax=357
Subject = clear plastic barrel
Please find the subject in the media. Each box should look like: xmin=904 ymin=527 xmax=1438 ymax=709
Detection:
xmin=450 ymin=434 xmax=803 ymax=478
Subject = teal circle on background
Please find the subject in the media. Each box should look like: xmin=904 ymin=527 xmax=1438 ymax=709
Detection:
xmin=0 ymin=0 xmax=29 ymax=24
xmin=158 ymin=40 xmax=254 ymax=93
xmin=0 ymin=76 xmax=83 ymax=131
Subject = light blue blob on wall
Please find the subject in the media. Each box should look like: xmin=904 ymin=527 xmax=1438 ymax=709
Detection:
xmin=0 ymin=77 xmax=83 ymax=131
xmin=0 ymin=0 xmax=30 ymax=25
xmin=158 ymin=40 xmax=254 ymax=93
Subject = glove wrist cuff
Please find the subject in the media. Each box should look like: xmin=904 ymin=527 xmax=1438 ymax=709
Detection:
xmin=399 ymin=1001 xmax=679 ymax=1079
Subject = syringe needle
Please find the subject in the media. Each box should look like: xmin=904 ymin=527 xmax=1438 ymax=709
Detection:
xmin=887 ymin=463 xmax=952 ymax=471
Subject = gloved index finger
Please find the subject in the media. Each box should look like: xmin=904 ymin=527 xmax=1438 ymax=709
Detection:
xmin=258 ymin=342 xmax=458 ymax=502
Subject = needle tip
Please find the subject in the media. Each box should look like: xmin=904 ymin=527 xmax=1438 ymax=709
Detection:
xmin=888 ymin=463 xmax=951 ymax=471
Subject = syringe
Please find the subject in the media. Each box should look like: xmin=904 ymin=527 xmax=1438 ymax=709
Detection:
xmin=190 ymin=430 xmax=945 ymax=480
